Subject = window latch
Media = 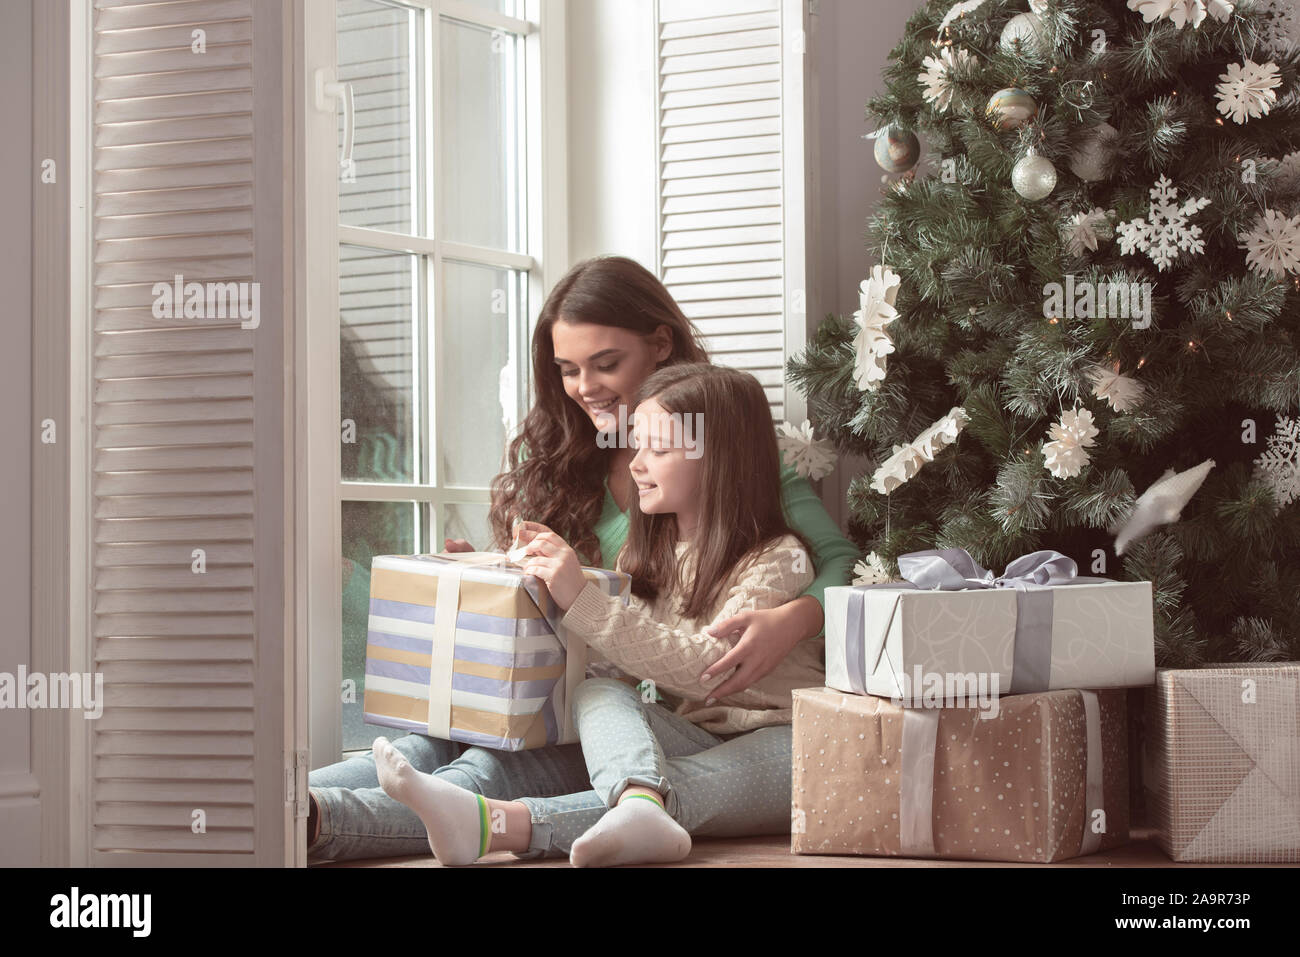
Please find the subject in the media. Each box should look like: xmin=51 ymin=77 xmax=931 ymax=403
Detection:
xmin=314 ymin=67 xmax=355 ymax=169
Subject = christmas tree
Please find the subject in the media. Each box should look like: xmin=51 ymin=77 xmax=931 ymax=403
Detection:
xmin=789 ymin=0 xmax=1300 ymax=665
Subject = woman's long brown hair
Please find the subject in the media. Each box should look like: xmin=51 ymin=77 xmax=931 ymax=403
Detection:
xmin=619 ymin=363 xmax=813 ymax=620
xmin=487 ymin=256 xmax=708 ymax=564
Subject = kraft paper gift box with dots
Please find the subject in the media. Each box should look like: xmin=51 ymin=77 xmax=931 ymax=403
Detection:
xmin=791 ymin=686 xmax=1130 ymax=863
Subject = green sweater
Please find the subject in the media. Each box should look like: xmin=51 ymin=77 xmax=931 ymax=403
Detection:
xmin=590 ymin=461 xmax=860 ymax=639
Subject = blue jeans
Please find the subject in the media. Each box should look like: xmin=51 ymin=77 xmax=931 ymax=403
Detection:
xmin=516 ymin=678 xmax=795 ymax=859
xmin=309 ymin=679 xmax=794 ymax=862
xmin=307 ymin=734 xmax=591 ymax=862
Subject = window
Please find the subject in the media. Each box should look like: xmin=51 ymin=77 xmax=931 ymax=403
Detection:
xmin=306 ymin=0 xmax=562 ymax=758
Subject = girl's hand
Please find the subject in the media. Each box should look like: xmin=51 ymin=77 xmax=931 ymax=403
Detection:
xmin=700 ymin=596 xmax=823 ymax=700
xmin=514 ymin=523 xmax=586 ymax=611
xmin=443 ymin=538 xmax=474 ymax=553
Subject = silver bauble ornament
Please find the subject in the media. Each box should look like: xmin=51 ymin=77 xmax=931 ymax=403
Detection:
xmin=1013 ymin=152 xmax=1057 ymax=201
xmin=1000 ymin=12 xmax=1048 ymax=55
xmin=1069 ymin=121 xmax=1119 ymax=183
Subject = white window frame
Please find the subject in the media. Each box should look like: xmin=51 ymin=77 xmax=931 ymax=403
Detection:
xmin=298 ymin=0 xmax=568 ymax=767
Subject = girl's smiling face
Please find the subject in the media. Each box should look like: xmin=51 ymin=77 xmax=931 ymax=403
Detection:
xmin=551 ymin=320 xmax=672 ymax=432
xmin=628 ymin=397 xmax=703 ymax=535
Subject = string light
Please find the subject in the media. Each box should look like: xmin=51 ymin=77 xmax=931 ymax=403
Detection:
xmin=1226 ymin=310 xmax=1233 ymax=320
xmin=1215 ymin=117 xmax=1225 ymax=126
xmin=1137 ymin=356 xmax=1147 ymax=369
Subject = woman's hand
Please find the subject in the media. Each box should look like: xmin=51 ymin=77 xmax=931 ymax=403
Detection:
xmin=699 ymin=595 xmax=824 ymax=700
xmin=513 ymin=521 xmax=587 ymax=612
xmin=443 ymin=538 xmax=475 ymax=553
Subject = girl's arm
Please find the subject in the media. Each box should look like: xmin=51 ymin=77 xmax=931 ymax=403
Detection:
xmin=559 ymin=540 xmax=814 ymax=703
xmin=698 ymin=464 xmax=860 ymax=699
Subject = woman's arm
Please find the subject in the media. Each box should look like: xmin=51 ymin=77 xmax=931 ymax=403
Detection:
xmin=558 ymin=541 xmax=813 ymax=703
xmin=777 ymin=462 xmax=862 ymax=634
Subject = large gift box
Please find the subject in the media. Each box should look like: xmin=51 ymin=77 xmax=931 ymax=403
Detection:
xmin=791 ymin=686 xmax=1130 ymax=862
xmin=363 ymin=552 xmax=630 ymax=751
xmin=1145 ymin=664 xmax=1300 ymax=862
xmin=826 ymin=548 xmax=1155 ymax=697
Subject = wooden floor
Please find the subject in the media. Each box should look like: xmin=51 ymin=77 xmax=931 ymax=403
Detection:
xmin=313 ymin=825 xmax=1276 ymax=868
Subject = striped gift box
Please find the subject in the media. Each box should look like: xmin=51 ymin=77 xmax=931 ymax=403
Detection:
xmin=363 ymin=552 xmax=630 ymax=751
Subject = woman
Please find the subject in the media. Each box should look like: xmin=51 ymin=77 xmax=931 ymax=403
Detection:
xmin=307 ymin=256 xmax=858 ymax=861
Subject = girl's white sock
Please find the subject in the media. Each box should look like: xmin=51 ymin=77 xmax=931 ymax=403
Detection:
xmin=372 ymin=736 xmax=487 ymax=866
xmin=569 ymin=793 xmax=691 ymax=867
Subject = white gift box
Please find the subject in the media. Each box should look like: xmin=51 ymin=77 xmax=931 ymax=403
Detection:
xmin=825 ymin=549 xmax=1155 ymax=698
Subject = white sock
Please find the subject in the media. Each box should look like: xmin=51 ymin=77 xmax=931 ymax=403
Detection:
xmin=372 ymin=736 xmax=487 ymax=866
xmin=570 ymin=793 xmax=691 ymax=867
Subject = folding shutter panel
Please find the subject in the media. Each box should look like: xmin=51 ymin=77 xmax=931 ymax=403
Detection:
xmin=88 ymin=0 xmax=286 ymax=865
xmin=656 ymin=0 xmax=807 ymax=421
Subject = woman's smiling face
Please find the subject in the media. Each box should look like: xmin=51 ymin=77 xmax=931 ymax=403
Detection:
xmin=551 ymin=319 xmax=673 ymax=432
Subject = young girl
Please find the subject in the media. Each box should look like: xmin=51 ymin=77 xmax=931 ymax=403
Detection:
xmin=307 ymin=257 xmax=857 ymax=863
xmin=370 ymin=363 xmax=827 ymax=865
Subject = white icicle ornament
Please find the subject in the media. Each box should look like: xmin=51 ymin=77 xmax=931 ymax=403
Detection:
xmin=852 ymin=265 xmax=901 ymax=392
xmin=1112 ymin=458 xmax=1216 ymax=555
xmin=870 ymin=407 xmax=970 ymax=494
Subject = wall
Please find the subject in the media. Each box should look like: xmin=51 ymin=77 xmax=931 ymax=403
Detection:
xmin=566 ymin=0 xmax=658 ymax=271
xmin=0 ymin=0 xmax=38 ymax=866
xmin=811 ymin=0 xmax=928 ymax=527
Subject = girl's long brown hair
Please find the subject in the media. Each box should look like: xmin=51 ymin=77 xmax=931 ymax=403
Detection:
xmin=487 ymin=256 xmax=708 ymax=564
xmin=620 ymin=363 xmax=813 ymax=620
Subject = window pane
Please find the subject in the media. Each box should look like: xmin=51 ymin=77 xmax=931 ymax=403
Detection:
xmin=443 ymin=502 xmax=492 ymax=554
xmin=342 ymin=500 xmax=424 ymax=752
xmin=439 ymin=17 xmax=524 ymax=251
xmin=438 ymin=261 xmax=524 ymax=486
xmin=337 ymin=0 xmax=421 ymax=234
xmin=454 ymin=0 xmax=520 ymax=17
xmin=340 ymin=244 xmax=420 ymax=483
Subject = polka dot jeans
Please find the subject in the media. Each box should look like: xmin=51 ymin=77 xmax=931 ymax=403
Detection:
xmin=516 ymin=677 xmax=794 ymax=859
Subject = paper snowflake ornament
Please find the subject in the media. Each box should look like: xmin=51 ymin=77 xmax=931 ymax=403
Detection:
xmin=870 ymin=407 xmax=969 ymax=495
xmin=1087 ymin=363 xmax=1145 ymax=413
xmin=1255 ymin=416 xmax=1300 ymax=507
xmin=1112 ymin=458 xmax=1216 ymax=555
xmin=1215 ymin=60 xmax=1283 ymax=125
xmin=1239 ymin=209 xmax=1300 ymax=278
xmin=777 ymin=419 xmax=837 ymax=481
xmin=1259 ymin=0 xmax=1298 ymax=56
xmin=918 ymin=47 xmax=975 ymax=113
xmin=1274 ymin=151 xmax=1300 ymax=193
xmin=938 ymin=0 xmax=988 ymax=33
xmin=1127 ymin=0 xmax=1234 ymax=30
xmin=1061 ymin=208 xmax=1115 ymax=256
xmin=1117 ymin=176 xmax=1212 ymax=272
xmin=853 ymin=264 xmax=901 ymax=392
xmin=1043 ymin=407 xmax=1100 ymax=479
xmin=852 ymin=552 xmax=894 ymax=586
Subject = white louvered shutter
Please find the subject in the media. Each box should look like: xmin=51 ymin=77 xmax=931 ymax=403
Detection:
xmin=656 ymin=0 xmax=810 ymax=421
xmin=88 ymin=0 xmax=286 ymax=865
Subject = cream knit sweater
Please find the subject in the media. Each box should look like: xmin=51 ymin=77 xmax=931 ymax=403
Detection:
xmin=560 ymin=533 xmax=822 ymax=736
